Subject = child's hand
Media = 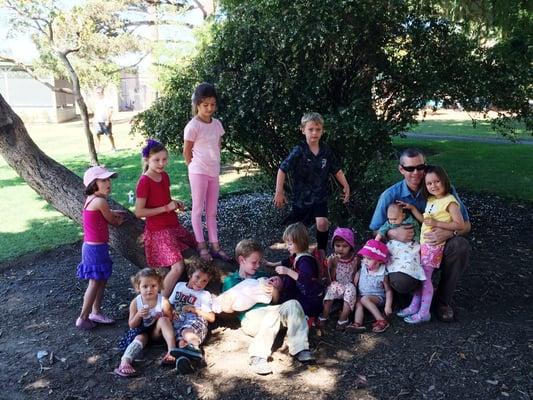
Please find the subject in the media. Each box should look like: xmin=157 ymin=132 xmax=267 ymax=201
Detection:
xmin=182 ymin=305 xmax=196 ymax=314
xmin=341 ymin=185 xmax=350 ymax=204
xmin=423 ymin=217 xmax=437 ymax=227
xmin=112 ymin=211 xmax=125 ymax=225
xmin=273 ymin=191 xmax=287 ymax=208
xmin=384 ymin=306 xmax=393 ymax=319
xmin=137 ymin=305 xmax=149 ymax=318
xmin=174 ymin=200 xmax=185 ymax=212
xmin=328 ymin=253 xmax=340 ymax=262
xmin=165 ymin=200 xmax=177 ymax=212
xmin=261 ymin=283 xmax=274 ymax=296
xmin=275 ymin=266 xmax=290 ymax=275
xmin=396 ymin=200 xmax=413 ymax=211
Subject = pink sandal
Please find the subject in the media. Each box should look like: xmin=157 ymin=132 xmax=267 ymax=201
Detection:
xmin=372 ymin=319 xmax=390 ymax=333
xmin=89 ymin=313 xmax=115 ymax=324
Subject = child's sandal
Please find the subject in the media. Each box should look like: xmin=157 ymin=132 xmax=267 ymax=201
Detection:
xmin=210 ymin=248 xmax=233 ymax=262
xmin=372 ymin=319 xmax=390 ymax=333
xmin=336 ymin=320 xmax=349 ymax=331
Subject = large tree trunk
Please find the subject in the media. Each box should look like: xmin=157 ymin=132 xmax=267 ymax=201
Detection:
xmin=0 ymin=93 xmax=147 ymax=267
xmin=56 ymin=51 xmax=99 ymax=166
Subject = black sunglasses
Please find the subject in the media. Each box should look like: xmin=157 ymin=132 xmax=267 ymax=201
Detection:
xmin=401 ymin=164 xmax=427 ymax=172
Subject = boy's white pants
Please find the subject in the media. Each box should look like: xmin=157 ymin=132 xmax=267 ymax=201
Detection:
xmin=241 ymin=300 xmax=309 ymax=359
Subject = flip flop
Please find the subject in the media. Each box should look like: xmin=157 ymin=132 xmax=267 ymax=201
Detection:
xmin=114 ymin=362 xmax=136 ymax=377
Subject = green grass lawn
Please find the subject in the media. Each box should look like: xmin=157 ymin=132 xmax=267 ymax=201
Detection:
xmin=391 ymin=137 xmax=533 ymax=201
xmin=0 ymin=117 xmax=261 ymax=263
xmin=408 ymin=118 xmax=529 ymax=139
xmin=1 ymin=116 xmax=532 ymax=263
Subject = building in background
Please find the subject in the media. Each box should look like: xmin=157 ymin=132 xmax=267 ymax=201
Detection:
xmin=119 ymin=68 xmax=151 ymax=112
xmin=0 ymin=61 xmax=76 ymax=123
xmin=0 ymin=61 xmax=154 ymax=123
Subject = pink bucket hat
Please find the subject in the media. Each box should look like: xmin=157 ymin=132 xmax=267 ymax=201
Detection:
xmin=331 ymin=227 xmax=355 ymax=249
xmin=83 ymin=166 xmax=117 ymax=187
xmin=357 ymin=239 xmax=389 ymax=263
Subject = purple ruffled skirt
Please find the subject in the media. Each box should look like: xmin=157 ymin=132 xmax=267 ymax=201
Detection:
xmin=77 ymin=243 xmax=113 ymax=281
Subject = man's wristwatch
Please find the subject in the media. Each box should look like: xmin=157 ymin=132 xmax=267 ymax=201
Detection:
xmin=453 ymin=230 xmax=458 ymax=237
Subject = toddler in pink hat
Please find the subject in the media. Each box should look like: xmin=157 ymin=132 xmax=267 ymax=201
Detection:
xmin=347 ymin=239 xmax=393 ymax=333
xmin=317 ymin=227 xmax=358 ymax=331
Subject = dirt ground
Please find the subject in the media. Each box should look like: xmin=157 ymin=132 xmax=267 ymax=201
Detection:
xmin=0 ymin=192 xmax=532 ymax=400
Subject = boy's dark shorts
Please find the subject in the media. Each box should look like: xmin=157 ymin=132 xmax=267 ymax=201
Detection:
xmin=284 ymin=202 xmax=328 ymax=226
xmin=96 ymin=122 xmax=113 ymax=136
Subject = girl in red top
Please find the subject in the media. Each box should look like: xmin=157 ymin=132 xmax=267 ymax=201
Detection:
xmin=77 ymin=166 xmax=124 ymax=330
xmin=135 ymin=139 xmax=197 ymax=297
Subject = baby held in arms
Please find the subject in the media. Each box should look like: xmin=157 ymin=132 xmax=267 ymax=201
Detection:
xmin=212 ymin=276 xmax=283 ymax=313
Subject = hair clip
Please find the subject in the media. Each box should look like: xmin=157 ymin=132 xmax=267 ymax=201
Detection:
xmin=141 ymin=139 xmax=161 ymax=158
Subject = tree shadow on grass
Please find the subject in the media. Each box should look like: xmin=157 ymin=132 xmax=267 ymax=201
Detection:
xmin=0 ymin=214 xmax=81 ymax=265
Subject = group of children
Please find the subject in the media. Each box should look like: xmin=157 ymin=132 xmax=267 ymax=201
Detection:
xmin=75 ymin=82 xmax=464 ymax=376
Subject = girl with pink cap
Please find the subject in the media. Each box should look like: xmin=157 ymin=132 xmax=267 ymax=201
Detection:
xmin=347 ymin=239 xmax=393 ymax=333
xmin=317 ymin=227 xmax=358 ymax=331
xmin=76 ymin=166 xmax=125 ymax=330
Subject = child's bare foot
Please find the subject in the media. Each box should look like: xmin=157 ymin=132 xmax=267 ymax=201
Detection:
xmin=114 ymin=361 xmax=136 ymax=377
xmin=160 ymin=352 xmax=176 ymax=367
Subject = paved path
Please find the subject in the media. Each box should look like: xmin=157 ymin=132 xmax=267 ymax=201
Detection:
xmin=403 ymin=132 xmax=533 ymax=145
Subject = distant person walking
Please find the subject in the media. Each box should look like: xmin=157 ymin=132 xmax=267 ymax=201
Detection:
xmin=93 ymin=87 xmax=116 ymax=152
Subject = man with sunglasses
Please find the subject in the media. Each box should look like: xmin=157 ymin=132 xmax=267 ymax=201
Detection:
xmin=369 ymin=148 xmax=471 ymax=322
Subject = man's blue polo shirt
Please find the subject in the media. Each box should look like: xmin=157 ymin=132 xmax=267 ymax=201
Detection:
xmin=369 ymin=180 xmax=470 ymax=231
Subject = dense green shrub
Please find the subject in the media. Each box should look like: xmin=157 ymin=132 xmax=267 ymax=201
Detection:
xmin=132 ymin=0 xmax=530 ymax=226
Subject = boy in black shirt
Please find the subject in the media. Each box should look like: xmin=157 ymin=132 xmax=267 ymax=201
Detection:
xmin=274 ymin=112 xmax=350 ymax=264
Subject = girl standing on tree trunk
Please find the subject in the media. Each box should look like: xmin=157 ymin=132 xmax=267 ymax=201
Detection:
xmin=76 ymin=166 xmax=124 ymax=330
xmin=135 ymin=139 xmax=197 ymax=298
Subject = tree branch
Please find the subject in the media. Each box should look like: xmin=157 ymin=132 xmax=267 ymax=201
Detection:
xmin=106 ymin=52 xmax=151 ymax=74
xmin=0 ymin=55 xmax=73 ymax=95
xmin=122 ymin=19 xmax=192 ymax=28
xmin=192 ymin=0 xmax=208 ymax=19
xmin=63 ymin=47 xmax=81 ymax=56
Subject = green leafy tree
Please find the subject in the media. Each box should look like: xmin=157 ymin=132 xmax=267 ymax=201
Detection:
xmin=0 ymin=0 xmax=153 ymax=164
xmin=133 ymin=0 xmax=531 ymax=223
xmin=0 ymin=0 xmax=209 ymax=164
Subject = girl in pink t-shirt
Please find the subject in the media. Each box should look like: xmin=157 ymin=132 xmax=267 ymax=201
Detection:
xmin=135 ymin=139 xmax=196 ymax=298
xmin=183 ymin=83 xmax=230 ymax=262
